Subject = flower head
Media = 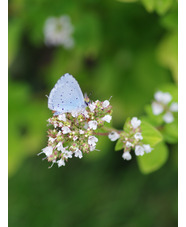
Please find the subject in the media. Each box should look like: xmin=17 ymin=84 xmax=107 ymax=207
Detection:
xmin=102 ymin=115 xmax=112 ymax=123
xmin=143 ymin=144 xmax=153 ymax=153
xmin=131 ymin=117 xmax=141 ymax=129
xmin=102 ymin=100 xmax=110 ymax=108
xmin=74 ymin=149 xmax=83 ymax=159
xmin=41 ymin=97 xmax=113 ymax=168
xmin=151 ymin=90 xmax=177 ymax=123
xmin=41 ymin=146 xmax=53 ymax=157
xmin=44 ymin=15 xmax=74 ymax=48
xmin=134 ymin=132 xmax=143 ymax=141
xmin=163 ymin=112 xmax=174 ymax=123
xmin=152 ymin=102 xmax=164 ymax=115
xmin=135 ymin=145 xmax=145 ymax=156
xmin=122 ymin=151 xmax=132 ymax=160
xmin=108 ymin=131 xmax=120 ymax=141
xmin=57 ymin=159 xmax=66 ymax=167
xmin=88 ymin=136 xmax=98 ymax=146
xmin=154 ymin=91 xmax=172 ymax=104
xmin=88 ymin=120 xmax=98 ymax=130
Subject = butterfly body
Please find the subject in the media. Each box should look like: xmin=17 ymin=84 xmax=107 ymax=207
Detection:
xmin=48 ymin=73 xmax=86 ymax=115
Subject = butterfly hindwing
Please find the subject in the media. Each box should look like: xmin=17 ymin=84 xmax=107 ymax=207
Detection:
xmin=48 ymin=73 xmax=86 ymax=114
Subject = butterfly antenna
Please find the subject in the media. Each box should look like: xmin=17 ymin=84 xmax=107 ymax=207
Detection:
xmin=45 ymin=95 xmax=49 ymax=98
xmin=109 ymin=96 xmax=112 ymax=101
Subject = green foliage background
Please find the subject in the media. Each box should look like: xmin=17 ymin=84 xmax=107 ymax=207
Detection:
xmin=9 ymin=0 xmax=178 ymax=226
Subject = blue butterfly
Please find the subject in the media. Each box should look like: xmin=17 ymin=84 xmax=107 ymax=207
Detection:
xmin=48 ymin=73 xmax=87 ymax=115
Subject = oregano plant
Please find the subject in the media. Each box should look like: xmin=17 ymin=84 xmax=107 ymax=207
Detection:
xmin=39 ymin=74 xmax=178 ymax=174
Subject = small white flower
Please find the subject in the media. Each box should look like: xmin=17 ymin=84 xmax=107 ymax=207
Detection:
xmin=56 ymin=142 xmax=66 ymax=152
xmin=154 ymin=91 xmax=172 ymax=104
xmin=62 ymin=126 xmax=71 ymax=134
xmin=73 ymin=136 xmax=78 ymax=141
xmin=59 ymin=122 xmax=63 ymax=127
xmin=90 ymin=145 xmax=96 ymax=151
xmin=134 ymin=132 xmax=143 ymax=140
xmin=88 ymin=120 xmax=98 ymax=130
xmin=74 ymin=149 xmax=83 ymax=159
xmin=88 ymin=103 xmax=96 ymax=112
xmin=88 ymin=136 xmax=98 ymax=146
xmin=79 ymin=130 xmax=85 ymax=134
xmin=48 ymin=137 xmax=55 ymax=143
xmin=163 ymin=112 xmax=174 ymax=123
xmin=108 ymin=131 xmax=120 ymax=141
xmin=42 ymin=146 xmax=53 ymax=157
xmin=126 ymin=141 xmax=132 ymax=148
xmin=131 ymin=117 xmax=141 ymax=129
xmin=83 ymin=110 xmax=90 ymax=118
xmin=44 ymin=15 xmax=74 ymax=48
xmin=170 ymin=102 xmax=178 ymax=112
xmin=58 ymin=113 xmax=66 ymax=121
xmin=53 ymin=121 xmax=58 ymax=128
xmin=135 ymin=145 xmax=145 ymax=156
xmin=57 ymin=159 xmax=66 ymax=167
xmin=63 ymin=151 xmax=73 ymax=159
xmin=122 ymin=151 xmax=132 ymax=160
xmin=102 ymin=100 xmax=110 ymax=108
xmin=102 ymin=115 xmax=112 ymax=123
xmin=71 ymin=110 xmax=80 ymax=118
xmin=143 ymin=144 xmax=153 ymax=153
xmin=152 ymin=102 xmax=164 ymax=115
xmin=57 ymin=131 xmax=62 ymax=136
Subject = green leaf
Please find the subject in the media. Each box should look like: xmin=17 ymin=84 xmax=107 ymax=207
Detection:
xmin=137 ymin=142 xmax=169 ymax=174
xmin=155 ymin=0 xmax=174 ymax=15
xmin=140 ymin=0 xmax=174 ymax=15
xmin=117 ymin=0 xmax=139 ymax=2
xmin=141 ymin=120 xmax=163 ymax=146
xmin=141 ymin=0 xmax=155 ymax=12
xmin=115 ymin=139 xmax=124 ymax=151
xmin=161 ymin=118 xmax=178 ymax=143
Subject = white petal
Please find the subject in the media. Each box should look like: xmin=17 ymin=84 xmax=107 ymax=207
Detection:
xmin=131 ymin=117 xmax=141 ymax=129
xmin=102 ymin=115 xmax=112 ymax=123
xmin=57 ymin=159 xmax=66 ymax=167
xmin=42 ymin=146 xmax=53 ymax=157
xmin=122 ymin=151 xmax=132 ymax=160
xmin=58 ymin=113 xmax=66 ymax=121
xmin=88 ymin=136 xmax=98 ymax=146
xmin=108 ymin=131 xmax=120 ymax=141
xmin=102 ymin=100 xmax=110 ymax=108
xmin=152 ymin=102 xmax=164 ymax=115
xmin=88 ymin=103 xmax=96 ymax=112
xmin=163 ymin=112 xmax=174 ymax=123
xmin=134 ymin=132 xmax=143 ymax=140
xmin=143 ymin=144 xmax=153 ymax=153
xmin=135 ymin=145 xmax=144 ymax=156
xmin=170 ymin=102 xmax=178 ymax=112
xmin=88 ymin=120 xmax=98 ymax=130
xmin=126 ymin=141 xmax=132 ymax=148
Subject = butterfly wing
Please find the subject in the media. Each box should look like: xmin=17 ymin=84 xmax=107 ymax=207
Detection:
xmin=48 ymin=73 xmax=86 ymax=114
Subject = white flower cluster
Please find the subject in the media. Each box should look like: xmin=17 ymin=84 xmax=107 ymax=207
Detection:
xmin=151 ymin=91 xmax=178 ymax=123
xmin=40 ymin=99 xmax=112 ymax=168
xmin=43 ymin=15 xmax=74 ymax=48
xmin=108 ymin=117 xmax=153 ymax=161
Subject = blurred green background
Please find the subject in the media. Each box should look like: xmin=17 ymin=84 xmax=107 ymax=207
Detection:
xmin=8 ymin=0 xmax=178 ymax=226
